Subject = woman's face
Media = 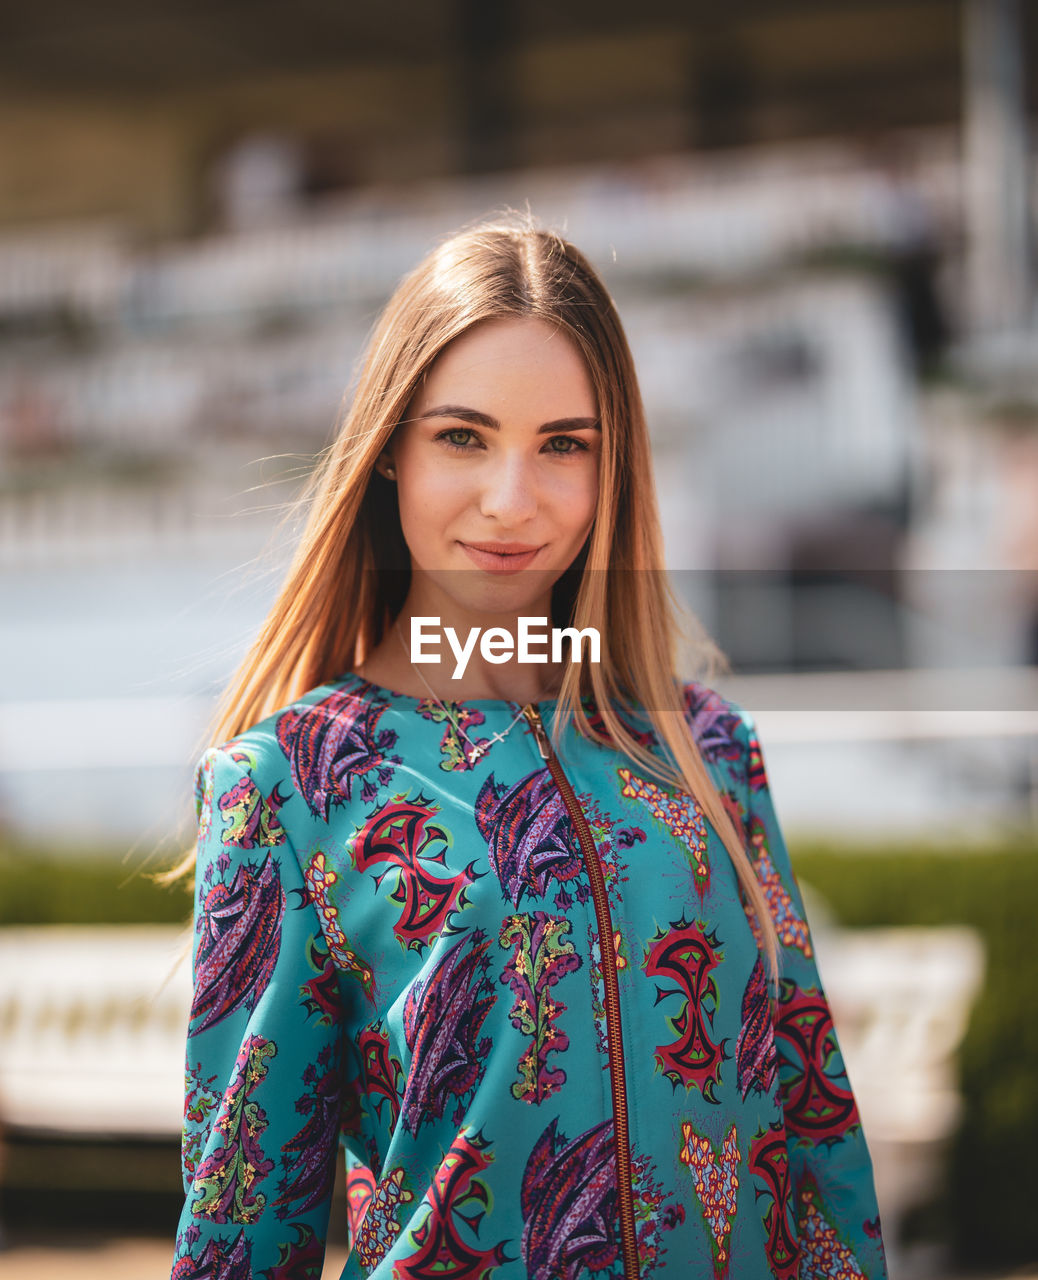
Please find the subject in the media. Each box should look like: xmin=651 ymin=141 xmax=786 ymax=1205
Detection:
xmin=379 ymin=316 xmax=601 ymax=621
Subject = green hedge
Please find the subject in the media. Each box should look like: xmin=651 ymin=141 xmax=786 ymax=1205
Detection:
xmin=0 ymin=846 xmax=192 ymax=926
xmin=2 ymin=837 xmax=1035 ymax=1266
xmin=794 ymin=839 xmax=1038 ymax=1269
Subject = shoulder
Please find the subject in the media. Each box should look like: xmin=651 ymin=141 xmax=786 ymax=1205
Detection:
xmin=195 ymin=676 xmax=359 ymax=779
xmin=680 ymin=678 xmax=753 ymax=766
xmin=682 ymin=679 xmax=777 ymax=816
xmin=193 ymin=673 xmax=408 ymax=837
xmin=679 ymin=678 xmax=777 ymax=817
xmin=191 ymin=676 xmax=350 ymax=819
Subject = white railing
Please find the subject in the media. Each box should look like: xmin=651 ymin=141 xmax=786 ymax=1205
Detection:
xmin=0 ymin=925 xmax=190 ymax=1137
xmin=3 ymin=667 xmax=1034 ymax=766
xmin=0 ymin=919 xmax=985 ymax=1274
xmin=0 ymin=479 xmax=297 ymax=568
xmin=816 ymin=924 xmax=985 ymax=1274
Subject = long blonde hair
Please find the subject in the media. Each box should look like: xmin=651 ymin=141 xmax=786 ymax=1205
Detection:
xmin=171 ymin=213 xmax=779 ymax=978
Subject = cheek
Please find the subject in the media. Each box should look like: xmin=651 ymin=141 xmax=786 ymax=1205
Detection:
xmin=396 ymin=462 xmax=469 ymax=539
xmin=553 ymin=459 xmax=600 ymax=534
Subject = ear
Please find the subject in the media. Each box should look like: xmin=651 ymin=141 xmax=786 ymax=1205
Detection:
xmin=374 ymin=451 xmax=397 ymax=481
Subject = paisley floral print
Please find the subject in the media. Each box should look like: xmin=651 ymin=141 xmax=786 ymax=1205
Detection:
xmin=475 ymin=767 xmax=584 ymax=906
xmin=276 ymin=686 xmax=401 ymax=816
xmin=351 ymin=792 xmax=479 ymax=952
xmin=749 ymin=1121 xmax=799 ymax=1280
xmin=746 ymin=814 xmax=813 ymax=957
xmin=618 ymin=768 xmax=711 ymax=897
xmin=353 ymin=1165 xmax=413 ymax=1270
xmin=191 ymin=852 xmax=285 ymax=1032
xmin=736 ymin=957 xmax=778 ymax=1100
xmin=499 ymin=911 xmax=582 ymax=1103
xmin=273 ymin=1040 xmax=343 ymax=1219
xmin=521 ymin=1117 xmax=620 ymax=1279
xmin=397 ymin=1129 xmax=509 ymax=1279
xmin=189 ymin=1035 xmax=276 ymax=1225
xmin=172 ymin=674 xmax=886 ymax=1278
xmin=400 ymin=928 xmax=497 ymax=1134
xmin=679 ymin=1121 xmax=740 ymax=1276
xmin=643 ymin=918 xmax=728 ymax=1100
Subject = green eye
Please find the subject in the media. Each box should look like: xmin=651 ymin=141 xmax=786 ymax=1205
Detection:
xmin=547 ymin=435 xmax=588 ymax=454
xmin=439 ymin=429 xmax=477 ymax=450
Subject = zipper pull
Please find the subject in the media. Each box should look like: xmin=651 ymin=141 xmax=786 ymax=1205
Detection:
xmin=522 ymin=703 xmax=553 ymax=761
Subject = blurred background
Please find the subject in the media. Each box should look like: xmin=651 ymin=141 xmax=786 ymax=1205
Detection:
xmin=0 ymin=0 xmax=1036 ymax=1276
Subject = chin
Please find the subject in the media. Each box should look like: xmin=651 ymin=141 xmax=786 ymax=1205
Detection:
xmin=431 ymin=567 xmax=561 ymax=618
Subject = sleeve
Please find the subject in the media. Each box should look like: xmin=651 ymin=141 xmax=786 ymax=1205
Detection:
xmin=170 ymin=745 xmax=347 ymax=1280
xmin=733 ymin=706 xmax=889 ymax=1279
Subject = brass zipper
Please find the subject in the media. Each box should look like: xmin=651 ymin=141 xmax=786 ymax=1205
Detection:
xmin=522 ymin=703 xmax=640 ymax=1280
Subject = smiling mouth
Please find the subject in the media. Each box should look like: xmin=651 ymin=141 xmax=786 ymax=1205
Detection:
xmin=458 ymin=542 xmax=543 ymax=572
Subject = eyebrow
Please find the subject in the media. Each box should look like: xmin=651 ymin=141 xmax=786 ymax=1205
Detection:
xmin=415 ymin=405 xmax=601 ymax=434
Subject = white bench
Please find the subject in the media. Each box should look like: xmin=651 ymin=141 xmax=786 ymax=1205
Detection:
xmin=0 ymin=919 xmax=984 ymax=1264
xmin=0 ymin=925 xmax=191 ymax=1137
xmin=810 ymin=919 xmax=985 ymax=1270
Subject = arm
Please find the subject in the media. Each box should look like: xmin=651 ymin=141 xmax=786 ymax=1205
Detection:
xmin=171 ymin=745 xmax=347 ymax=1280
xmin=734 ymin=707 xmax=889 ymax=1279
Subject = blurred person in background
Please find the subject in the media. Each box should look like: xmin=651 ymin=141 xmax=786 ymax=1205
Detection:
xmin=168 ymin=216 xmax=886 ymax=1279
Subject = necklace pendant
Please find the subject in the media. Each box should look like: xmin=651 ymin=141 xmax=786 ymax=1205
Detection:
xmin=467 ymin=743 xmax=486 ymax=763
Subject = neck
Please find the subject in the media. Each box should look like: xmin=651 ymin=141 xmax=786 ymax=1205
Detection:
xmin=394 ymin=615 xmax=565 ymax=703
xmin=356 ymin=573 xmax=571 ymax=703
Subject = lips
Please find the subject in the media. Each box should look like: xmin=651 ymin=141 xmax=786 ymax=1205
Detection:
xmin=458 ymin=541 xmax=543 ymax=573
xmin=465 ymin=541 xmax=540 ymax=555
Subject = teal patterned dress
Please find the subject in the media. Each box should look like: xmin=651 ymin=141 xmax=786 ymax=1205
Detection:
xmin=170 ymin=672 xmax=887 ymax=1279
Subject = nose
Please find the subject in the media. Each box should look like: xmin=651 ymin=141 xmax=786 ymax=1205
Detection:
xmin=478 ymin=450 xmax=538 ymax=525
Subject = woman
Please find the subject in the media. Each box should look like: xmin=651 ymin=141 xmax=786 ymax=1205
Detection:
xmin=170 ymin=218 xmax=887 ymax=1279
